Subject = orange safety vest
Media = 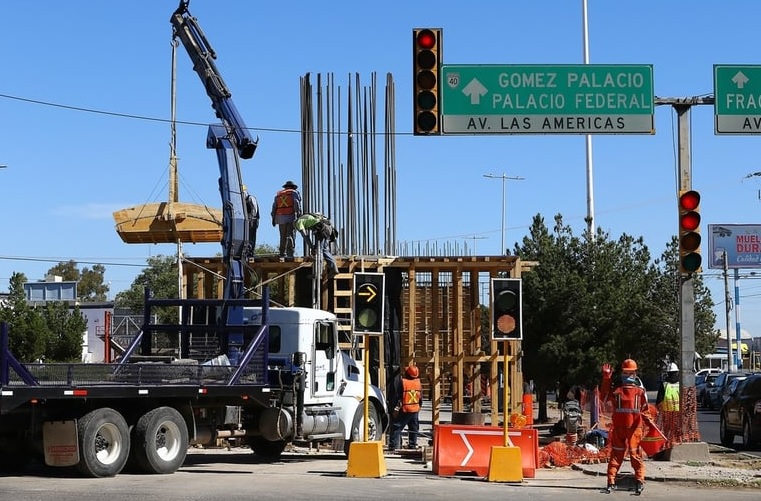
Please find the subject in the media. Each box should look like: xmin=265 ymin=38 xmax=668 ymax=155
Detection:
xmin=274 ymin=188 xmax=297 ymax=216
xmin=606 ymin=383 xmax=649 ymax=429
xmin=401 ymin=377 xmax=422 ymax=413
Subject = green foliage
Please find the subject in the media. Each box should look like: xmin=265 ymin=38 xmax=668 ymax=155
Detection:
xmin=46 ymin=261 xmax=109 ymax=302
xmin=516 ymin=214 xmax=717 ymax=398
xmin=0 ymin=272 xmax=85 ymax=362
xmin=41 ymin=302 xmax=87 ymax=362
xmin=114 ymin=255 xmax=179 ymax=325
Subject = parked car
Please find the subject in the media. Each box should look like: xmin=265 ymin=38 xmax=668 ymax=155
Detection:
xmin=719 ymin=373 xmax=761 ymax=449
xmin=706 ymin=372 xmax=750 ymax=410
xmin=696 ymin=368 xmax=722 ymax=378
xmin=697 ymin=373 xmax=720 ymax=408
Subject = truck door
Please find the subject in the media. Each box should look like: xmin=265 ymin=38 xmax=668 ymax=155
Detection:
xmin=310 ymin=321 xmax=337 ymax=398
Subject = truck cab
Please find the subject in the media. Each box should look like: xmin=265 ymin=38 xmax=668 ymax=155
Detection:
xmin=243 ymin=307 xmax=388 ymax=455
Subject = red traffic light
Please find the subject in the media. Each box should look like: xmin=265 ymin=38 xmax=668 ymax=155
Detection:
xmin=679 ymin=211 xmax=700 ymax=231
xmin=679 ymin=190 xmax=700 ymax=211
xmin=678 ymin=190 xmax=702 ymax=274
xmin=416 ymin=29 xmax=436 ymax=49
xmin=413 ymin=28 xmax=442 ymax=135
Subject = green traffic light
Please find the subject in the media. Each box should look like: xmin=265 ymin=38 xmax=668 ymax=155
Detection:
xmin=356 ymin=308 xmax=378 ymax=329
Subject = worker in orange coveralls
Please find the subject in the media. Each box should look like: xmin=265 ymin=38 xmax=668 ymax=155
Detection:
xmin=600 ymin=358 xmax=651 ymax=496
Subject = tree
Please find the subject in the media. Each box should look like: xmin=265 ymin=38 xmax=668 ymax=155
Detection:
xmin=114 ymin=255 xmax=179 ymax=325
xmin=41 ymin=301 xmax=87 ymax=362
xmin=0 ymin=272 xmax=85 ymax=362
xmin=46 ymin=260 xmax=109 ymax=302
xmin=516 ymin=215 xmax=717 ymax=422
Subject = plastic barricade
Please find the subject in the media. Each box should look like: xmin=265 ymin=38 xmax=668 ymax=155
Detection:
xmin=432 ymin=424 xmax=538 ymax=478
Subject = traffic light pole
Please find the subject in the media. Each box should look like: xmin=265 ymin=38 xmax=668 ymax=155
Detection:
xmin=659 ymin=97 xmax=710 ymax=443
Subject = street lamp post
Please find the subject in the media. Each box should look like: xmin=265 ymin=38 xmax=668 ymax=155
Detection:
xmin=483 ymin=173 xmax=525 ymax=255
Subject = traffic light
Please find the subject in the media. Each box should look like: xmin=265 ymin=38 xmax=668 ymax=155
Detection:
xmin=490 ymin=278 xmax=522 ymax=341
xmin=352 ymin=272 xmax=385 ymax=335
xmin=678 ymin=190 xmax=702 ymax=273
xmin=413 ymin=28 xmax=442 ymax=135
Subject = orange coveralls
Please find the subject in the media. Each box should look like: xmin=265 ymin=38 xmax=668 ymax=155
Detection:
xmin=600 ymin=375 xmax=651 ymax=485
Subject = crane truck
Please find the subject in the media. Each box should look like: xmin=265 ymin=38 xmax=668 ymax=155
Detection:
xmin=0 ymin=0 xmax=388 ymax=477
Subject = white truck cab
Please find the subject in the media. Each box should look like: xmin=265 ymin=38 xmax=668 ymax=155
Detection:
xmin=243 ymin=307 xmax=388 ymax=455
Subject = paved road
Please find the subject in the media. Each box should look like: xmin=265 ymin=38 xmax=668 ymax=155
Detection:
xmin=0 ymin=448 xmax=758 ymax=501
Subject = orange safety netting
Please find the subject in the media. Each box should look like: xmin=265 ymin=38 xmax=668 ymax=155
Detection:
xmin=538 ymin=385 xmax=702 ymax=468
xmin=539 ymin=441 xmax=610 ymax=468
xmin=655 ymin=386 xmax=701 ymax=446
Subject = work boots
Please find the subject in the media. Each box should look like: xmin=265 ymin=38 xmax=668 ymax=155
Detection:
xmin=634 ymin=481 xmax=644 ymax=495
xmin=605 ymin=483 xmax=616 ymax=494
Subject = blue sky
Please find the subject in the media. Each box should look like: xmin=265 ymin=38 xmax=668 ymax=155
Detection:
xmin=2 ymin=0 xmax=761 ymax=341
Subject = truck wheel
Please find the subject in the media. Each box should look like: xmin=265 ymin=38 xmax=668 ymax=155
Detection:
xmin=344 ymin=402 xmax=381 ymax=456
xmin=132 ymin=407 xmax=189 ymax=474
xmin=719 ymin=414 xmax=735 ymax=448
xmin=76 ymin=408 xmax=130 ymax=477
xmin=250 ymin=437 xmax=286 ymax=459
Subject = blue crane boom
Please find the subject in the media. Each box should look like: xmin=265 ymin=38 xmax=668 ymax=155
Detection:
xmin=170 ymin=0 xmax=257 ymax=361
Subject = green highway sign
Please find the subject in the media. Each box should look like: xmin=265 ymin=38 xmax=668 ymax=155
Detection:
xmin=440 ymin=64 xmax=654 ymax=135
xmin=714 ymin=65 xmax=761 ymax=134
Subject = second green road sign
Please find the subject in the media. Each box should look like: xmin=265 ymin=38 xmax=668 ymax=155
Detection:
xmin=441 ymin=64 xmax=654 ymax=135
xmin=714 ymin=65 xmax=761 ymax=134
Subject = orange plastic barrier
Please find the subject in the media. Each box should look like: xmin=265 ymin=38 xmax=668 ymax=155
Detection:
xmin=522 ymin=393 xmax=534 ymax=426
xmin=432 ymin=424 xmax=538 ymax=478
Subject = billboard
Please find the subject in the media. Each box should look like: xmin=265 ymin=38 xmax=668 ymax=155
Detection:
xmin=707 ymin=224 xmax=761 ymax=269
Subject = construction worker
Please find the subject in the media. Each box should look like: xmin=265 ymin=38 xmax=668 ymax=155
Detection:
xmin=242 ymin=185 xmax=259 ymax=254
xmin=271 ymin=180 xmax=302 ymax=258
xmin=295 ymin=212 xmax=339 ymax=279
xmin=656 ymin=362 xmax=680 ymax=442
xmin=600 ymin=358 xmax=651 ymax=495
xmin=389 ymin=365 xmax=422 ymax=452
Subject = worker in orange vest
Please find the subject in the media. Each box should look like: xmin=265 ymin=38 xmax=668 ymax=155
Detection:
xmin=270 ymin=180 xmax=302 ymax=258
xmin=389 ymin=365 xmax=422 ymax=452
xmin=600 ymin=358 xmax=651 ymax=495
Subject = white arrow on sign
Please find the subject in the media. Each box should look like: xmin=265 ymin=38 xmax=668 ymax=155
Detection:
xmin=451 ymin=429 xmax=515 ymax=466
xmin=462 ymin=78 xmax=488 ymax=105
xmin=732 ymin=71 xmax=750 ymax=89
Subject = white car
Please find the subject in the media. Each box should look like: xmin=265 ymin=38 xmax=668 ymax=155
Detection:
xmin=695 ymin=368 xmax=722 ymax=378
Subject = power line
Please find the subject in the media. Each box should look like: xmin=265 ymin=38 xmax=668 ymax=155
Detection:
xmin=0 ymin=255 xmax=147 ymax=268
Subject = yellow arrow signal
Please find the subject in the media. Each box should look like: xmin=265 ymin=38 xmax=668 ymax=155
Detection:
xmin=357 ymin=283 xmax=377 ymax=303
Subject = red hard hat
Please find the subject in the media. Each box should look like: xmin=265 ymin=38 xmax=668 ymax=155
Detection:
xmin=405 ymin=365 xmax=419 ymax=378
xmin=621 ymin=359 xmax=638 ymax=371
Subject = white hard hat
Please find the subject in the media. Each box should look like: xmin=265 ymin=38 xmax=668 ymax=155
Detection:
xmin=667 ymin=362 xmax=679 ymax=372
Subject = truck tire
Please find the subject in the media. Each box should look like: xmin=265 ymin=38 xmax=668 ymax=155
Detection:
xmin=344 ymin=402 xmax=381 ymax=456
xmin=76 ymin=408 xmax=130 ymax=477
xmin=250 ymin=437 xmax=287 ymax=459
xmin=132 ymin=407 xmax=189 ymax=474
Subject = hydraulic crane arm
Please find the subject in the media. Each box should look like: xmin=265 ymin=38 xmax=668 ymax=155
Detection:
xmin=170 ymin=0 xmax=258 ymax=362
xmin=170 ymin=0 xmax=257 ymax=160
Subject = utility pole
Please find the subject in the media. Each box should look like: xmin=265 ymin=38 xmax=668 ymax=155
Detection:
xmin=483 ymin=173 xmax=525 ymax=255
xmin=723 ymin=252 xmax=735 ymax=372
xmin=656 ymin=96 xmax=712 ymax=451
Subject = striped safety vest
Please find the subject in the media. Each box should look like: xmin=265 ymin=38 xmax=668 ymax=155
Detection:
xmin=401 ymin=377 xmax=422 ymax=413
xmin=274 ymin=188 xmax=297 ymax=216
xmin=662 ymin=382 xmax=680 ymax=411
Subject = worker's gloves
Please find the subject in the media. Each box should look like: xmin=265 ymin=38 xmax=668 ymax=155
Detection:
xmin=601 ymin=363 xmax=612 ymax=379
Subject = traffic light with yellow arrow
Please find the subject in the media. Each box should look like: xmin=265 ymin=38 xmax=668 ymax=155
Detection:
xmin=352 ymin=272 xmax=385 ymax=335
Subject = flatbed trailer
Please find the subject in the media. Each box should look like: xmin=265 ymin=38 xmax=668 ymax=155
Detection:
xmin=0 ymin=292 xmax=387 ymax=478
